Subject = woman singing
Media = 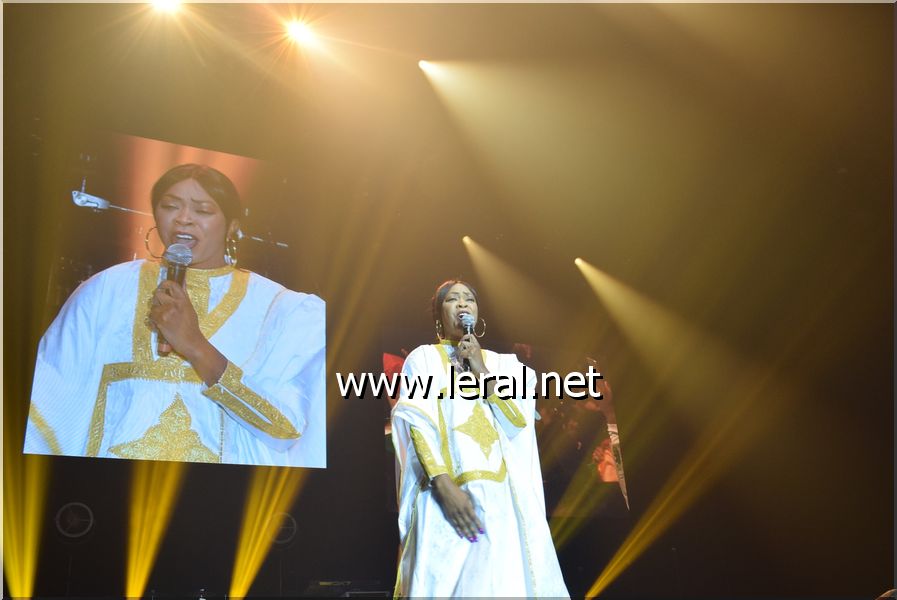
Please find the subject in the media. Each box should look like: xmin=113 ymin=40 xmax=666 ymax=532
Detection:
xmin=24 ymin=164 xmax=325 ymax=467
xmin=391 ymin=280 xmax=568 ymax=597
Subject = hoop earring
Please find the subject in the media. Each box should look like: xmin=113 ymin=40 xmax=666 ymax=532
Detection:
xmin=224 ymin=236 xmax=238 ymax=267
xmin=144 ymin=226 xmax=163 ymax=259
xmin=435 ymin=320 xmax=445 ymax=340
xmin=474 ymin=317 xmax=486 ymax=338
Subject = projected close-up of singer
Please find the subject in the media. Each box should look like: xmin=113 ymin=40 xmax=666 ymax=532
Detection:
xmin=23 ymin=162 xmax=327 ymax=468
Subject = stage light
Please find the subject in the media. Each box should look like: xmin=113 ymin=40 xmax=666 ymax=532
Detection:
xmin=418 ymin=60 xmax=447 ymax=78
xmin=151 ymin=0 xmax=180 ymax=13
xmin=462 ymin=236 xmax=559 ymax=340
xmin=574 ymin=257 xmax=584 ymax=266
xmin=125 ymin=461 xmax=186 ymax=599
xmin=286 ymin=20 xmax=317 ymax=47
xmin=3 ymin=453 xmax=50 ymax=599
xmin=575 ymin=257 xmax=788 ymax=596
xmin=462 ymin=235 xmax=472 ymax=244
xmin=230 ymin=467 xmax=308 ymax=598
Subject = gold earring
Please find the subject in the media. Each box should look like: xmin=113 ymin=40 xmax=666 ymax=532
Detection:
xmin=144 ymin=226 xmax=163 ymax=259
xmin=224 ymin=237 xmax=238 ymax=266
xmin=474 ymin=318 xmax=486 ymax=338
xmin=435 ymin=320 xmax=445 ymax=340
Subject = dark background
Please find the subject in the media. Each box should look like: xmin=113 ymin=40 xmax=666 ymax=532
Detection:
xmin=4 ymin=3 xmax=893 ymax=598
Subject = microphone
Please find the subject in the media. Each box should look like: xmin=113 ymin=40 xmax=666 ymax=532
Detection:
xmin=460 ymin=313 xmax=475 ymax=335
xmin=157 ymin=243 xmax=192 ymax=356
xmin=460 ymin=313 xmax=476 ymax=372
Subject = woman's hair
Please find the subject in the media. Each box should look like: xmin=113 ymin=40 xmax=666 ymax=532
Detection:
xmin=431 ymin=279 xmax=479 ymax=323
xmin=150 ymin=164 xmax=242 ymax=223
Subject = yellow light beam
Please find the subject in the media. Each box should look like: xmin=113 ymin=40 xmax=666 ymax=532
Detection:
xmin=229 ymin=467 xmax=307 ymax=598
xmin=573 ymin=258 xmax=776 ymax=592
xmin=462 ymin=236 xmax=561 ymax=340
xmin=576 ymin=254 xmax=846 ymax=595
xmin=576 ymin=259 xmax=743 ymax=422
xmin=587 ymin=360 xmax=780 ymax=597
xmin=549 ymin=259 xmax=742 ymax=548
xmin=3 ymin=451 xmax=50 ymax=598
xmin=125 ymin=460 xmax=187 ymax=598
xmin=549 ymin=435 xmax=620 ymax=549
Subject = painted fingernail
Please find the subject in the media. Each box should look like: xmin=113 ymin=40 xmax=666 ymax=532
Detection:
xmin=478 ymin=528 xmax=485 ymax=534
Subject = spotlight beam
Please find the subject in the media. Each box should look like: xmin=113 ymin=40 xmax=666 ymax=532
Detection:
xmin=229 ymin=467 xmax=308 ymax=598
xmin=462 ymin=236 xmax=561 ymax=341
xmin=3 ymin=453 xmax=49 ymax=598
xmin=574 ymin=257 xmax=828 ymax=595
xmin=126 ymin=461 xmax=187 ymax=599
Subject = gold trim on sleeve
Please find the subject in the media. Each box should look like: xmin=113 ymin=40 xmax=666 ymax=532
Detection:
xmin=436 ymin=388 xmax=455 ymax=474
xmin=202 ymin=362 xmax=300 ymax=440
xmin=410 ymin=427 xmax=448 ymax=479
xmin=486 ymin=393 xmax=526 ymax=428
xmin=27 ymin=405 xmax=62 ymax=454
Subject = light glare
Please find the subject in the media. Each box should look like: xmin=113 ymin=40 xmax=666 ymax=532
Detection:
xmin=287 ymin=21 xmax=317 ymax=46
xmin=152 ymin=0 xmax=180 ymax=13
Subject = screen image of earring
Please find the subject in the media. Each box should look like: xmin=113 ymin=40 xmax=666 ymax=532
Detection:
xmin=22 ymin=130 xmax=327 ymax=468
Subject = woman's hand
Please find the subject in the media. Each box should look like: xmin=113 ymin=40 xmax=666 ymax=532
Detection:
xmin=457 ymin=334 xmax=497 ymax=397
xmin=150 ymin=280 xmax=205 ymax=356
xmin=431 ymin=474 xmax=484 ymax=542
xmin=457 ymin=334 xmax=487 ymax=376
xmin=149 ymin=280 xmax=227 ymax=386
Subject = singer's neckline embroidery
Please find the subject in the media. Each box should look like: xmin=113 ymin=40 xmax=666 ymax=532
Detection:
xmin=132 ymin=261 xmax=248 ymax=362
xmin=186 ymin=264 xmax=236 ymax=281
xmin=86 ymin=261 xmax=250 ymax=457
xmin=154 ymin=259 xmax=236 ymax=281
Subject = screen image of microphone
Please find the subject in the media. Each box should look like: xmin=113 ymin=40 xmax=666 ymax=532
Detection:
xmin=460 ymin=313 xmax=476 ymax=371
xmin=157 ymin=243 xmax=192 ymax=356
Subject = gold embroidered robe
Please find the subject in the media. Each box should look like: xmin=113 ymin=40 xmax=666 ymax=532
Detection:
xmin=24 ymin=260 xmax=326 ymax=467
xmin=391 ymin=342 xmax=569 ymax=598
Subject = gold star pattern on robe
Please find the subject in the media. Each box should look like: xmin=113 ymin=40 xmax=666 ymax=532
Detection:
xmin=109 ymin=394 xmax=219 ymax=463
xmin=454 ymin=402 xmax=499 ymax=459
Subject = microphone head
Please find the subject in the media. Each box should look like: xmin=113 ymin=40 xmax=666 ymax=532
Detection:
xmin=163 ymin=243 xmax=193 ymax=267
xmin=460 ymin=313 xmax=476 ymax=333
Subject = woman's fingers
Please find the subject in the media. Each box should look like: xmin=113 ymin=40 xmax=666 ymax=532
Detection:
xmin=458 ymin=334 xmax=482 ymax=359
xmin=434 ymin=477 xmax=485 ymax=542
xmin=452 ymin=506 xmax=479 ymax=541
xmin=158 ymin=279 xmax=188 ymax=299
xmin=454 ymin=494 xmax=484 ymax=541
